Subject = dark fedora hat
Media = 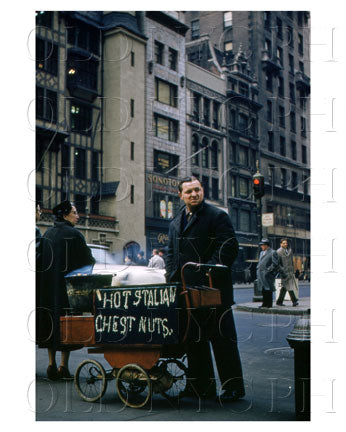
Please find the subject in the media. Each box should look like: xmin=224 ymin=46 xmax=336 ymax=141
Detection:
xmin=259 ymin=238 xmax=270 ymax=246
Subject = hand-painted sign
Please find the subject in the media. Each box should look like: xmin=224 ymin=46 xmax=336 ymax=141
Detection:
xmin=94 ymin=284 xmax=180 ymax=344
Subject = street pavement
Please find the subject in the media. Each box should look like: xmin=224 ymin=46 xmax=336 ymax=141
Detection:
xmin=35 ymin=283 xmax=310 ymax=421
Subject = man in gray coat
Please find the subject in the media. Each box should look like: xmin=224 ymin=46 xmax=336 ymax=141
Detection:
xmin=257 ymin=239 xmax=279 ymax=308
xmin=276 ymin=239 xmax=299 ymax=306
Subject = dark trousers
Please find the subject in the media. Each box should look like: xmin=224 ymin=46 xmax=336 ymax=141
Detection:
xmin=261 ymin=289 xmax=273 ymax=307
xmin=186 ymin=307 xmax=245 ymax=397
xmin=276 ymin=287 xmax=298 ymax=305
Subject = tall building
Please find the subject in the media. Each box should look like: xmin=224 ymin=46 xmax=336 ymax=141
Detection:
xmin=185 ymin=11 xmax=311 ymax=273
xmin=142 ymin=12 xmax=189 ymax=257
xmin=36 ymin=11 xmax=147 ymax=260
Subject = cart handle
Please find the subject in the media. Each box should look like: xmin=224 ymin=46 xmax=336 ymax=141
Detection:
xmin=179 ymin=262 xmax=228 ymax=343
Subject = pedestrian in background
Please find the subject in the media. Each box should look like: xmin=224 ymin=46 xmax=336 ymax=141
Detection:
xmin=276 ymin=239 xmax=299 ymax=306
xmin=137 ymin=250 xmax=147 ymax=266
xmin=257 ymin=239 xmax=279 ymax=308
xmin=36 ymin=200 xmax=95 ymax=380
xmin=148 ymin=248 xmax=165 ymax=269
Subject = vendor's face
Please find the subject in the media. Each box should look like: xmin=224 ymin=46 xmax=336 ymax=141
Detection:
xmin=179 ymin=179 xmax=204 ymax=211
xmin=64 ymin=205 xmax=79 ymax=226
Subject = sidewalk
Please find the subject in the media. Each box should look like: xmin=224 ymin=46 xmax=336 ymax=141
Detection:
xmin=235 ymin=297 xmax=310 ymax=316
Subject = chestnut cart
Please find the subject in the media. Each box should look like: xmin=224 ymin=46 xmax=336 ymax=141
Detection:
xmin=61 ymin=263 xmax=226 ymax=408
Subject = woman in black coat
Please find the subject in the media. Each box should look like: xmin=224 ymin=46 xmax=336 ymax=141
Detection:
xmin=36 ymin=200 xmax=95 ymax=380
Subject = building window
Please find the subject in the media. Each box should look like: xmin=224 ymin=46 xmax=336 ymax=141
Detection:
xmin=168 ymin=48 xmax=178 ymax=71
xmin=224 ymin=41 xmax=233 ymax=52
xmin=36 ymin=37 xmax=58 ymax=75
xmin=212 ymin=101 xmax=220 ymax=129
xmin=36 ymin=11 xmax=53 ymax=28
xmin=238 ymin=146 xmax=248 ymax=166
xmin=298 ymin=34 xmax=304 ymax=55
xmin=91 ymin=151 xmax=99 ymax=181
xmin=264 ymin=11 xmax=271 ymax=30
xmin=299 ymin=61 xmax=304 ymax=73
xmin=155 ymin=78 xmax=178 ymax=107
xmin=212 ymin=178 xmax=219 ymax=200
xmin=277 ymin=17 xmax=283 ymax=39
xmin=154 ymin=150 xmax=179 ymax=176
xmin=287 ymin=26 xmax=294 ymax=48
xmin=67 ymin=20 xmax=100 ymax=55
xmin=131 ymin=51 xmax=135 ymax=67
xmin=268 ymin=131 xmax=274 ymax=152
xmin=61 ymin=144 xmax=70 ymax=176
xmin=70 ymin=103 xmax=92 ymax=135
xmin=238 ymin=113 xmax=248 ymax=132
xmin=231 ymin=207 xmax=238 ymax=230
xmin=267 ymin=100 xmax=273 ymax=122
xmin=280 ymin=136 xmax=286 ymax=156
xmin=230 ymin=142 xmax=236 ymax=164
xmin=291 ymin=171 xmax=298 ymax=190
xmin=130 ymin=142 xmax=135 ymax=161
xmin=90 ymin=196 xmax=99 ymax=215
xmin=230 ymin=175 xmax=237 ymax=197
xmin=211 ymin=141 xmax=218 ymax=170
xmin=269 ymin=164 xmax=275 ymax=185
xmin=301 ymin=116 xmax=307 ymax=137
xmin=154 ymin=114 xmax=179 ymax=142
xmin=239 ymin=82 xmax=249 ymax=97
xmin=74 ymin=148 xmax=86 ymax=179
xmin=289 ymin=82 xmax=296 ymax=104
xmin=192 ymin=93 xmax=201 ymax=122
xmin=239 ymin=178 xmax=249 ymax=198
xmin=36 ymin=86 xmax=57 ymax=123
xmin=153 ymin=193 xmax=179 ymax=219
xmin=289 ymin=54 xmax=294 ymax=74
xmin=278 ymin=76 xmax=284 ymax=97
xmin=202 ymin=144 xmax=209 ymax=169
xmin=203 ymin=98 xmax=210 ymax=126
xmin=67 ymin=53 xmax=98 ymax=91
xmin=266 ymin=71 xmax=273 ymax=91
xmin=130 ymin=185 xmax=134 ymax=204
xmin=291 ymin=140 xmax=297 ymax=160
xmin=264 ymin=39 xmax=272 ymax=57
xmin=74 ymin=194 xmax=87 ymax=214
xmin=290 ymin=111 xmax=296 ymax=132
xmin=229 ymin=108 xmax=236 ymax=128
xmin=154 ymin=41 xmax=164 ymax=65
xmin=191 ymin=19 xmax=200 ymax=40
xmin=279 ymin=106 xmax=285 ymax=128
xmin=250 ymin=118 xmax=257 ymax=137
xmin=191 ymin=135 xmax=199 ymax=165
xmin=281 ymin=168 xmax=287 ymax=189
xmin=202 ymin=176 xmax=209 ymax=199
xmin=239 ymin=210 xmax=251 ymax=232
xmin=302 ymin=145 xmax=307 ymax=164
xmin=224 ymin=12 xmax=233 ymax=28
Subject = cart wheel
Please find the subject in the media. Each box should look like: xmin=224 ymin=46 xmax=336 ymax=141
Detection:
xmin=116 ymin=364 xmax=151 ymax=408
xmin=161 ymin=359 xmax=188 ymax=400
xmin=74 ymin=359 xmax=107 ymax=403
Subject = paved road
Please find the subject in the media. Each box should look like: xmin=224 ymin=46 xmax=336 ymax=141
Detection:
xmin=35 ymin=309 xmax=302 ymax=421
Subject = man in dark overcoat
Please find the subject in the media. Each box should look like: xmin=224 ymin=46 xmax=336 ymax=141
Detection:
xmin=166 ymin=176 xmax=245 ymax=402
xmin=36 ymin=200 xmax=95 ymax=380
xmin=276 ymin=239 xmax=299 ymax=306
xmin=256 ymin=239 xmax=279 ymax=308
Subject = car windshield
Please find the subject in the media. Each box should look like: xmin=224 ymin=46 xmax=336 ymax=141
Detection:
xmin=91 ymin=248 xmax=119 ymax=265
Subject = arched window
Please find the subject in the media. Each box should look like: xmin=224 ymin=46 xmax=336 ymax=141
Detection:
xmin=211 ymin=141 xmax=218 ymax=170
xmin=202 ymin=137 xmax=209 ymax=168
xmin=123 ymin=241 xmax=140 ymax=263
xmin=191 ymin=134 xmax=199 ymax=166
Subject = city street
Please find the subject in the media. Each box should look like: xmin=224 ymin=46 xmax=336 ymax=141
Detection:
xmin=35 ymin=282 xmax=310 ymax=421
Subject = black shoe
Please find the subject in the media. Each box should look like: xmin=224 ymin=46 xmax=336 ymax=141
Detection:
xmin=292 ymin=302 xmax=299 ymax=307
xmin=276 ymin=302 xmax=284 ymax=306
xmin=47 ymin=365 xmax=58 ymax=381
xmin=57 ymin=366 xmax=73 ymax=380
xmin=218 ymin=390 xmax=245 ymax=403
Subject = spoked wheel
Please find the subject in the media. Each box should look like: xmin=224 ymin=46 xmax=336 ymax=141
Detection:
xmin=160 ymin=359 xmax=188 ymax=400
xmin=74 ymin=359 xmax=107 ymax=402
xmin=116 ymin=364 xmax=151 ymax=408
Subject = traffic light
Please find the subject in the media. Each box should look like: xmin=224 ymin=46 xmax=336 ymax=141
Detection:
xmin=253 ymin=172 xmax=265 ymax=199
